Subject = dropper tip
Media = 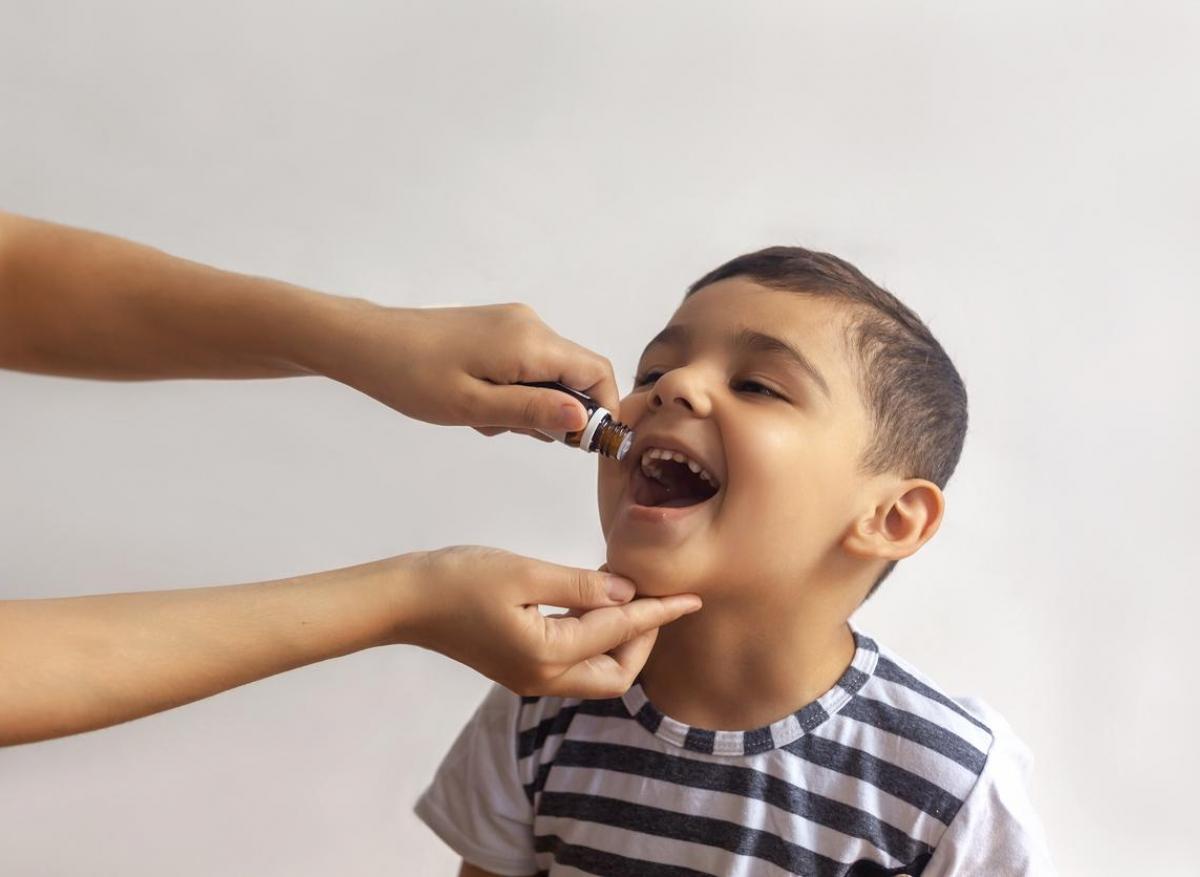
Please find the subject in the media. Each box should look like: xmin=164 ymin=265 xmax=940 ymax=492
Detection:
xmin=615 ymin=430 xmax=635 ymax=461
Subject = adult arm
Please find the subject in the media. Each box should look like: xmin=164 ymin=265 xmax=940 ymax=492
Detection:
xmin=0 ymin=546 xmax=700 ymax=747
xmin=0 ymin=210 xmax=618 ymax=436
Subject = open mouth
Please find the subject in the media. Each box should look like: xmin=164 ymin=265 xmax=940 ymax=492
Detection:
xmin=631 ymin=452 xmax=721 ymax=509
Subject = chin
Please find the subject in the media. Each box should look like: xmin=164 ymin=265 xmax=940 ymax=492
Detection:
xmin=604 ymin=541 xmax=709 ymax=597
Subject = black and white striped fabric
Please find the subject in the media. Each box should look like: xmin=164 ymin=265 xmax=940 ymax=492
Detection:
xmin=416 ymin=626 xmax=1054 ymax=876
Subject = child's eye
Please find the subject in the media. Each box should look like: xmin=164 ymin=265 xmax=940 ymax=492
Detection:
xmin=734 ymin=379 xmax=782 ymax=399
xmin=634 ymin=371 xmax=783 ymax=400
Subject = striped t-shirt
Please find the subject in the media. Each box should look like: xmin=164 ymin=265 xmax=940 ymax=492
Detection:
xmin=415 ymin=626 xmax=1054 ymax=876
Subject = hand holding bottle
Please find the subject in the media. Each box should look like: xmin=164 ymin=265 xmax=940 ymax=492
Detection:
xmin=0 ymin=215 xmax=619 ymax=446
xmin=316 ymin=301 xmax=623 ymax=443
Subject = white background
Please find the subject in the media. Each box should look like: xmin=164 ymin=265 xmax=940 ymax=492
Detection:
xmin=2 ymin=2 xmax=1197 ymax=874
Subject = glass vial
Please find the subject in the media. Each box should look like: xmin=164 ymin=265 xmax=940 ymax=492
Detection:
xmin=519 ymin=380 xmax=635 ymax=461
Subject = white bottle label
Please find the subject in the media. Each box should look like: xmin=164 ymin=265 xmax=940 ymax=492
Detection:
xmin=536 ymin=407 xmax=608 ymax=451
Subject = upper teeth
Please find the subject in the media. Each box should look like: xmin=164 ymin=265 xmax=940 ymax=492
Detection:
xmin=640 ymin=447 xmax=718 ymax=486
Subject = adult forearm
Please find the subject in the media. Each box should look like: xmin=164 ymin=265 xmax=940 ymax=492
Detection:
xmin=0 ymin=546 xmax=699 ymax=746
xmin=0 ymin=211 xmax=373 ymax=381
xmin=0 ymin=556 xmax=419 ymax=746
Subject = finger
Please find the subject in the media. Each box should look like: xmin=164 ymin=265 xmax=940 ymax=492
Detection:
xmin=607 ymin=626 xmax=658 ymax=680
xmin=542 ymin=595 xmax=701 ymax=666
xmin=466 ymin=382 xmax=589 ymax=433
xmin=542 ymin=629 xmax=659 ymax=699
xmin=549 ymin=341 xmax=621 ymax=416
xmin=524 ymin=560 xmax=638 ymax=609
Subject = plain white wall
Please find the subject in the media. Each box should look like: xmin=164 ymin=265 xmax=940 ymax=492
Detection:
xmin=2 ymin=1 xmax=1197 ymax=873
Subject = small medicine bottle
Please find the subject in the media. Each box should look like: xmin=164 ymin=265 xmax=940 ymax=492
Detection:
xmin=520 ymin=380 xmax=635 ymax=461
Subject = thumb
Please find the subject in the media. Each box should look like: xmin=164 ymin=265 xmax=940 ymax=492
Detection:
xmin=471 ymin=384 xmax=587 ymax=433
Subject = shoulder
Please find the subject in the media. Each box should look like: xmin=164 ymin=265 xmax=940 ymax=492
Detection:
xmin=852 ymin=637 xmax=998 ymax=760
xmin=869 ymin=639 xmax=996 ymax=731
xmin=866 ymin=645 xmax=1037 ymax=784
xmin=513 ymin=692 xmax=578 ymax=758
xmin=469 ymin=687 xmax=625 ymax=766
xmin=838 ymin=636 xmax=1054 ymax=870
xmin=512 ymin=692 xmax=630 ymax=760
xmin=828 ymin=636 xmax=998 ymax=823
xmin=512 ymin=691 xmax=635 ymax=808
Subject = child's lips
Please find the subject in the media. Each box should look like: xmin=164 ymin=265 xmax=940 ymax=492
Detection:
xmin=625 ymin=500 xmax=712 ymax=525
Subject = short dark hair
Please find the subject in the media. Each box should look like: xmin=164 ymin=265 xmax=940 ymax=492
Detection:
xmin=684 ymin=246 xmax=968 ymax=599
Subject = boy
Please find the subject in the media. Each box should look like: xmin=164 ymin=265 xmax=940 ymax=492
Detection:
xmin=416 ymin=247 xmax=1055 ymax=875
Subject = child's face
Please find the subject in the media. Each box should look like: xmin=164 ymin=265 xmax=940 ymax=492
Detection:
xmin=597 ymin=277 xmax=877 ymax=601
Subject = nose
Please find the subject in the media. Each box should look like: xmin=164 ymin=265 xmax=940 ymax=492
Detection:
xmin=647 ymin=368 xmax=712 ymax=417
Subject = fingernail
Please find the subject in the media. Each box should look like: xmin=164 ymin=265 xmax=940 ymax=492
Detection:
xmin=605 ymin=576 xmax=636 ymax=602
xmin=680 ymin=596 xmax=703 ymax=614
xmin=559 ymin=403 xmax=585 ymax=430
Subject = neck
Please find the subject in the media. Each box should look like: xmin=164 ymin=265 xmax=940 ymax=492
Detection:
xmin=638 ymin=590 xmax=856 ymax=731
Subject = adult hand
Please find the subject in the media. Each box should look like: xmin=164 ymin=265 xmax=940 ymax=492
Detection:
xmin=401 ymin=546 xmax=700 ymax=698
xmin=0 ymin=547 xmax=700 ymax=745
xmin=317 ymin=302 xmax=620 ymax=442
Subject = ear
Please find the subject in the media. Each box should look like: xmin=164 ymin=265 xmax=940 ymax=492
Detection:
xmin=841 ymin=478 xmax=945 ymax=562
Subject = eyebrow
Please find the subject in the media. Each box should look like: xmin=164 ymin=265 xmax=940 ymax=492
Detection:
xmin=639 ymin=324 xmax=831 ymax=399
